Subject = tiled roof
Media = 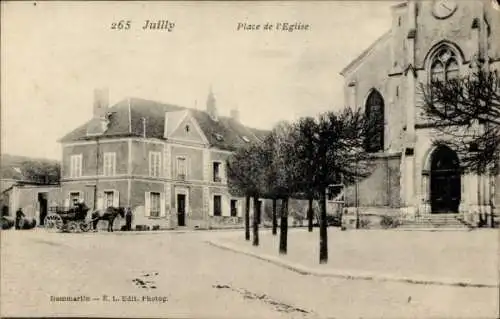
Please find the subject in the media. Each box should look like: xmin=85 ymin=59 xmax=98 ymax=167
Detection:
xmin=59 ymin=97 xmax=269 ymax=151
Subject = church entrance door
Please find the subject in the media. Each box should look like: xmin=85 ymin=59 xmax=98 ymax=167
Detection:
xmin=430 ymin=146 xmax=461 ymax=213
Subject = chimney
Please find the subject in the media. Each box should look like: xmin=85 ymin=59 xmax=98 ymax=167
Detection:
xmin=230 ymin=108 xmax=240 ymax=122
xmin=93 ymin=87 xmax=109 ymax=118
xmin=206 ymin=86 xmax=218 ymax=121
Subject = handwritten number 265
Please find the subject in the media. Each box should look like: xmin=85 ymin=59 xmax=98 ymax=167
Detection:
xmin=111 ymin=20 xmax=131 ymax=30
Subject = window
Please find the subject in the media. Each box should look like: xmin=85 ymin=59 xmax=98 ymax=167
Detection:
xmin=327 ymin=184 xmax=344 ymax=201
xmin=145 ymin=191 xmax=164 ymax=218
xmin=213 ymin=195 xmax=222 ymax=216
xmin=364 ymin=90 xmax=385 ymax=153
xmin=230 ymin=199 xmax=238 ymax=217
xmin=150 ymin=192 xmax=161 ymax=217
xmin=185 ymin=125 xmax=190 ymax=133
xmin=430 ymin=46 xmax=460 ymax=82
xmin=70 ymin=154 xmax=82 ymax=178
xmin=104 ymin=191 xmax=114 ymax=208
xmin=149 ymin=152 xmax=161 ymax=177
xmin=103 ymin=152 xmax=116 ymax=176
xmin=176 ymin=157 xmax=187 ymax=180
xmin=70 ymin=192 xmax=81 ymax=206
xmin=213 ymin=162 xmax=221 ymax=182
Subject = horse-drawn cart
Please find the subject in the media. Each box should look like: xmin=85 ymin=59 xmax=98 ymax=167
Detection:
xmin=45 ymin=205 xmax=93 ymax=233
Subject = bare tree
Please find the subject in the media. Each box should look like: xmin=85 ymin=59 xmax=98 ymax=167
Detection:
xmin=227 ymin=144 xmax=268 ymax=245
xmin=294 ymin=108 xmax=371 ymax=264
xmin=264 ymin=121 xmax=300 ymax=255
xmin=420 ymin=69 xmax=499 ymax=172
xmin=21 ymin=160 xmax=60 ymax=184
xmin=293 ymin=117 xmax=319 ymax=232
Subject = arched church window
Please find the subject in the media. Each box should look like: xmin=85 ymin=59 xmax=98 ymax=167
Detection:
xmin=364 ymin=90 xmax=385 ymax=153
xmin=430 ymin=46 xmax=460 ymax=82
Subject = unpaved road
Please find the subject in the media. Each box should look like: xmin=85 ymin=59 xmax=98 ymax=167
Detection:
xmin=1 ymin=229 xmax=498 ymax=318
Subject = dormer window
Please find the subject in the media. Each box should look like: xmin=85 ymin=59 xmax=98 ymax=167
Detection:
xmin=242 ymin=136 xmax=250 ymax=143
xmin=214 ymin=133 xmax=224 ymax=141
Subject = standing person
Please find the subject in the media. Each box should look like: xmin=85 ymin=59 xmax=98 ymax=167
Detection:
xmin=91 ymin=210 xmax=100 ymax=232
xmin=125 ymin=207 xmax=133 ymax=231
xmin=15 ymin=208 xmax=25 ymax=230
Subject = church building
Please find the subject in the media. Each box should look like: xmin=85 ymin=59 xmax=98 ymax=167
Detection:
xmin=340 ymin=0 xmax=500 ymax=224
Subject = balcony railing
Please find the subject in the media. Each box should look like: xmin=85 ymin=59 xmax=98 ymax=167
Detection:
xmin=213 ymin=176 xmax=222 ymax=183
xmin=150 ymin=210 xmax=160 ymax=218
xmin=177 ymin=174 xmax=186 ymax=181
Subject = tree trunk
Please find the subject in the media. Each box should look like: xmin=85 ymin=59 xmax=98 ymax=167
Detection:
xmin=307 ymin=197 xmax=314 ymax=232
xmin=319 ymin=192 xmax=328 ymax=264
xmin=279 ymin=197 xmax=288 ymax=255
xmin=272 ymin=198 xmax=277 ymax=235
xmin=252 ymin=196 xmax=259 ymax=246
xmin=245 ymin=196 xmax=250 ymax=241
xmin=491 ymin=154 xmax=499 ymax=228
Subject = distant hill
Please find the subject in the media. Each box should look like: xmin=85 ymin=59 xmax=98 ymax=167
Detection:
xmin=0 ymin=154 xmax=60 ymax=185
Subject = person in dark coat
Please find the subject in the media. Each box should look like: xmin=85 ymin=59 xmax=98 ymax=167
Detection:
xmin=15 ymin=208 xmax=25 ymax=230
xmin=91 ymin=210 xmax=100 ymax=232
xmin=125 ymin=207 xmax=133 ymax=231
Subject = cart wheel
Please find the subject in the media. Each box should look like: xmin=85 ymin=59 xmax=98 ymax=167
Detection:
xmin=45 ymin=214 xmax=63 ymax=232
xmin=80 ymin=222 xmax=91 ymax=232
xmin=67 ymin=221 xmax=78 ymax=233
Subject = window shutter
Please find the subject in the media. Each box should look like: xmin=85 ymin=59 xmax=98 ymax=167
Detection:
xmin=113 ymin=190 xmax=120 ymax=207
xmin=64 ymin=198 xmax=69 ymax=208
xmin=148 ymin=153 xmax=152 ymax=176
xmin=222 ymin=196 xmax=229 ymax=217
xmin=78 ymin=155 xmax=83 ymax=177
xmin=158 ymin=154 xmax=162 ymax=177
xmin=209 ymin=196 xmax=213 ymax=216
xmin=160 ymin=192 xmax=166 ymax=217
xmin=220 ymin=162 xmax=225 ymax=183
xmin=145 ymin=192 xmax=151 ymax=217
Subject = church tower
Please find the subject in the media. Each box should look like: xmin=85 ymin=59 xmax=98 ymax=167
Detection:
xmin=206 ymin=86 xmax=218 ymax=122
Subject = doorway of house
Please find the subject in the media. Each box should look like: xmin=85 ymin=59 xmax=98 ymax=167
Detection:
xmin=38 ymin=192 xmax=48 ymax=225
xmin=430 ymin=145 xmax=461 ymax=213
xmin=177 ymin=194 xmax=186 ymax=227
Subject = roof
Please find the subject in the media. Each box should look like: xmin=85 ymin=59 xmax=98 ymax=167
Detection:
xmin=59 ymin=97 xmax=269 ymax=151
xmin=340 ymin=30 xmax=392 ymax=77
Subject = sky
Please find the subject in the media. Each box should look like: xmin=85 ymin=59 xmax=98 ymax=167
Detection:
xmin=1 ymin=1 xmax=397 ymax=160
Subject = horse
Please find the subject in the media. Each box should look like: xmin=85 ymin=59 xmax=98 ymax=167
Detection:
xmin=91 ymin=207 xmax=125 ymax=232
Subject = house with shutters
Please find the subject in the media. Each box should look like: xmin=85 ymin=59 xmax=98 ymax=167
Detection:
xmin=59 ymin=88 xmax=268 ymax=229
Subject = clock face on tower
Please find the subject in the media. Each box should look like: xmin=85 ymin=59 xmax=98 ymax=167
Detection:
xmin=432 ymin=0 xmax=458 ymax=19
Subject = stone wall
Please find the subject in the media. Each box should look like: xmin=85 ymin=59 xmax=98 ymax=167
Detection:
xmin=344 ymin=155 xmax=401 ymax=208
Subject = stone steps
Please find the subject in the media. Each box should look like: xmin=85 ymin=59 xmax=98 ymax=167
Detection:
xmin=399 ymin=214 xmax=473 ymax=229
